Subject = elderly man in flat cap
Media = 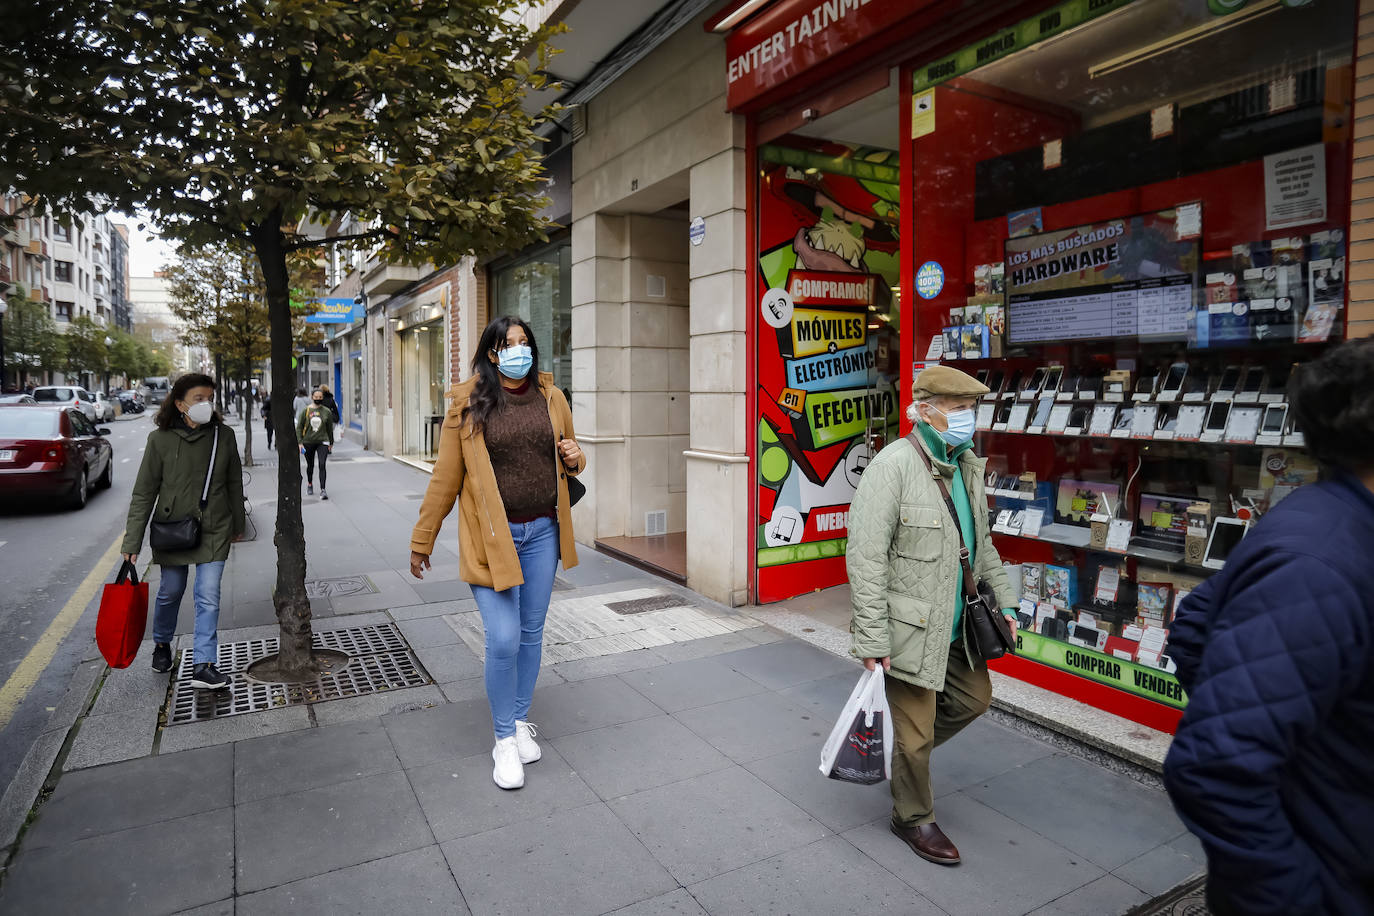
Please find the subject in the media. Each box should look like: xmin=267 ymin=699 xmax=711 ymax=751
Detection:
xmin=847 ymin=365 xmax=1018 ymax=866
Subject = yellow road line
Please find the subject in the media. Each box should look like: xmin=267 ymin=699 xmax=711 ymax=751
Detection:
xmin=0 ymin=534 xmax=123 ymax=731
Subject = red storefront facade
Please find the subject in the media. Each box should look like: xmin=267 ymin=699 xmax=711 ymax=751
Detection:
xmin=717 ymin=0 xmax=1360 ymax=732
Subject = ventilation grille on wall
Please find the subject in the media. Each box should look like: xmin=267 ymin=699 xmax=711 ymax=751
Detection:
xmin=646 ymin=274 xmax=666 ymax=298
xmin=645 ymin=510 xmax=667 ymax=537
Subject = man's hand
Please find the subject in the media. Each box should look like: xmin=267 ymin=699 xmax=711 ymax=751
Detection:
xmin=863 ymin=657 xmax=891 ymax=672
xmin=122 ymin=552 xmax=138 ymax=564
xmin=1004 ymin=613 xmax=1018 ymax=642
xmin=409 ymin=551 xmax=432 ymax=580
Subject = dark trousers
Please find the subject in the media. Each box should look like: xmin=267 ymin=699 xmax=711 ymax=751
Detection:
xmin=886 ymin=639 xmax=992 ymax=827
xmin=263 ymin=418 xmax=273 ymax=448
xmin=303 ymin=442 xmax=328 ymax=487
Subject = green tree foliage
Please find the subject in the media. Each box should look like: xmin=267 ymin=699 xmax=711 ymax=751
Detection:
xmin=63 ymin=314 xmax=107 ymax=381
xmin=1 ymin=0 xmax=561 ymax=677
xmin=2 ymin=292 xmax=65 ymax=384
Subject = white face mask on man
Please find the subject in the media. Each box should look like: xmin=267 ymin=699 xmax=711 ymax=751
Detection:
xmin=925 ymin=403 xmax=976 ymax=446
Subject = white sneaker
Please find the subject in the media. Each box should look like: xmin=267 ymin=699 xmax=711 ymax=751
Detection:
xmin=492 ymin=736 xmax=524 ymax=789
xmin=514 ymin=720 xmax=542 ymax=764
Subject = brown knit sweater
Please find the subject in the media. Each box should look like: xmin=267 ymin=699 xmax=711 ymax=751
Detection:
xmin=484 ymin=378 xmax=558 ymax=523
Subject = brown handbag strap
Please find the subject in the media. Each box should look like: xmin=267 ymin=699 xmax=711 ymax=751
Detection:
xmin=904 ymin=432 xmax=980 ymax=603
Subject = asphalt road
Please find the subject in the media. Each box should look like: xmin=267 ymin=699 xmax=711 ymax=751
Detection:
xmin=0 ymin=408 xmax=155 ymax=795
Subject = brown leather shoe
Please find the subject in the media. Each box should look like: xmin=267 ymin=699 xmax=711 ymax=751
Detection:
xmin=890 ymin=821 xmax=961 ymax=865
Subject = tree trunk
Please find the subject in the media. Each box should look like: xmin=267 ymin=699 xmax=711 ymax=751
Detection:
xmin=242 ymin=350 xmax=254 ymax=467
xmin=251 ymin=215 xmax=316 ymax=680
xmin=214 ymin=352 xmax=224 ymax=413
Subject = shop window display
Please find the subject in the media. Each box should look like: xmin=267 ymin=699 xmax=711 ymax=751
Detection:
xmin=908 ymin=0 xmax=1355 ymax=723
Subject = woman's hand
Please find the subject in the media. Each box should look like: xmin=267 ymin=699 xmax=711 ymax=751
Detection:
xmin=558 ymin=437 xmax=582 ymax=469
xmin=409 ymin=551 xmax=432 ymax=580
xmin=122 ymin=552 xmax=138 ymax=564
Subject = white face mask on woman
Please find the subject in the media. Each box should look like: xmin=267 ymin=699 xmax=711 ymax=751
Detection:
xmin=185 ymin=401 xmax=215 ymax=425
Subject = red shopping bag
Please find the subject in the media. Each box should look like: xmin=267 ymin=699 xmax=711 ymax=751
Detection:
xmin=96 ymin=560 xmax=149 ymax=669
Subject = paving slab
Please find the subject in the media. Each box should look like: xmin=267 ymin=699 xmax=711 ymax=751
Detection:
xmin=1027 ymin=875 xmax=1151 ymax=916
xmin=842 ymin=794 xmax=1106 ymax=916
xmin=397 ymin=615 xmax=461 ymax=648
xmin=528 ymin=674 xmax=664 ymax=740
xmin=310 ymin=684 xmax=445 ymax=726
xmin=742 ymin=747 xmax=892 ymax=833
xmin=382 ymin=700 xmax=497 ymax=769
xmin=0 ymin=730 xmax=66 ymax=853
xmin=235 ymin=769 xmax=434 ymax=893
xmin=91 ymin=658 xmax=174 ymax=716
xmin=236 ymin=845 xmax=468 ymax=916
xmin=157 ymin=705 xmax=312 ymax=755
xmin=438 ymin=677 xmax=487 ymax=705
xmin=551 ymin=714 xmax=733 ymax=801
xmin=964 ymin=753 xmax=1187 ymax=870
xmin=172 ymin=900 xmax=235 ymax=916
xmin=23 ymin=745 xmax=232 ymax=850
xmin=928 ymin=717 xmax=1057 ymax=798
xmin=411 ymin=578 xmax=474 ymax=604
xmin=42 ymin=658 xmax=106 ymax=733
xmin=605 ymin=889 xmax=709 ymax=916
xmin=619 ymin=656 xmax=769 ymax=713
xmin=777 ymin=668 xmax=863 ymax=714
xmin=551 ymin=647 xmax=669 ymax=682
xmin=609 ymin=766 xmax=829 ymax=885
xmin=234 ymin=719 xmax=402 ymax=803
xmin=0 ymin=808 xmax=233 ymax=916
xmin=441 ymin=802 xmax=676 ymax=916
xmin=1110 ymin=842 xmax=1206 ymax=896
xmin=63 ymin=710 xmax=156 ymax=771
xmin=412 ymin=642 xmax=484 ymax=684
xmin=688 ymin=835 xmax=943 ymax=915
xmin=407 ymin=744 xmax=598 ymax=842
xmin=712 ymin=639 xmax=859 ymax=691
xmin=650 ymin=630 xmax=760 ymax=663
xmin=388 ymin=598 xmax=477 ymax=621
xmin=672 ymin=690 xmax=825 ymax=764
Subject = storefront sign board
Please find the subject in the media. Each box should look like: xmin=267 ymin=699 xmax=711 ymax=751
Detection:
xmin=911 ymin=0 xmax=1139 ymax=95
xmin=304 ymin=297 xmax=364 ymax=324
xmin=1014 ymin=630 xmax=1187 ymax=707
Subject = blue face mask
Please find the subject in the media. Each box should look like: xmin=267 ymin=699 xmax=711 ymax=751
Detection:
xmin=496 ymin=344 xmax=533 ymax=380
xmin=928 ymin=404 xmax=977 ymax=447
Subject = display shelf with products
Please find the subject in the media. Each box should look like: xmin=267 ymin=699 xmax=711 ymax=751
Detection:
xmin=905 ymin=0 xmax=1355 ymax=730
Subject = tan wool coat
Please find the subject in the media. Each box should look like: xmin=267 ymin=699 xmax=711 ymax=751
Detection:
xmin=410 ymin=372 xmax=585 ymax=591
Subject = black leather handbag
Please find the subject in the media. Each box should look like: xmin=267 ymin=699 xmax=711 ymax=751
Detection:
xmin=906 ymin=433 xmax=1015 ymax=662
xmin=149 ymin=426 xmax=219 ymax=552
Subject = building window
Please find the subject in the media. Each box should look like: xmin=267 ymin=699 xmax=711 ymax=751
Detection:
xmin=493 ymin=241 xmax=572 ymax=398
xmin=55 ymin=301 xmax=73 ymax=322
xmin=52 ymin=222 xmax=69 ymax=242
xmin=54 ymin=260 xmax=72 ymax=283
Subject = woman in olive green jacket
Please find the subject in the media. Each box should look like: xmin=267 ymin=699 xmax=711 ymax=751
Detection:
xmin=122 ymin=373 xmax=244 ymax=689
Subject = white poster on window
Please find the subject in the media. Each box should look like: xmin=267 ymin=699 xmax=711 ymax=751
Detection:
xmin=1264 ymin=144 xmax=1326 ymax=231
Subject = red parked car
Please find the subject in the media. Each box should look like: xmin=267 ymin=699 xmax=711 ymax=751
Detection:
xmin=0 ymin=406 xmax=114 ymax=509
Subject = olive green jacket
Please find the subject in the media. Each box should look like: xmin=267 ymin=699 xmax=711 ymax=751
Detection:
xmin=295 ymin=404 xmax=335 ymax=446
xmin=846 ymin=432 xmax=1016 ymax=690
xmin=122 ymin=420 xmax=246 ymax=566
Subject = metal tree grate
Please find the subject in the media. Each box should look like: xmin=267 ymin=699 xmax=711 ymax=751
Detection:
xmin=304 ymin=575 xmax=378 ymax=598
xmin=604 ymin=594 xmax=694 ymax=616
xmin=165 ymin=623 xmax=430 ymax=725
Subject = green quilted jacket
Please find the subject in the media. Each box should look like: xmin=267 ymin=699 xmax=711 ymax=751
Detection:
xmin=846 ymin=432 xmax=1016 ymax=690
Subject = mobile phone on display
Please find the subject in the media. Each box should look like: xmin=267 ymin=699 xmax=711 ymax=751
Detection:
xmin=1043 ymin=366 xmax=1064 ymax=394
xmin=1160 ymin=363 xmax=1187 ymax=395
xmin=1005 ymin=369 xmax=1025 ymax=398
xmin=1058 ymin=369 xmax=1080 ymax=399
xmin=983 ymin=369 xmax=1005 ymax=398
xmin=1216 ymin=366 xmax=1242 ymax=396
xmin=1021 ymin=367 xmax=1047 ymax=399
xmin=1205 ymin=402 xmax=1230 ymax=432
xmin=1134 ymin=370 xmax=1158 ymax=396
xmin=975 ymin=369 xmax=989 ymax=386
xmin=1261 ymin=403 xmax=1289 ymax=435
xmin=1240 ymin=367 xmax=1266 ymax=396
xmin=995 ymin=401 xmax=1014 ymax=425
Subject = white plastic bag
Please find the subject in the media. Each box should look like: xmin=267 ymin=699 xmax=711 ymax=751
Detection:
xmin=818 ymin=666 xmax=894 ymax=784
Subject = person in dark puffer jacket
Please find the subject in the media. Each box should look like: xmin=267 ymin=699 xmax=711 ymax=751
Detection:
xmin=1163 ymin=338 xmax=1374 ymax=916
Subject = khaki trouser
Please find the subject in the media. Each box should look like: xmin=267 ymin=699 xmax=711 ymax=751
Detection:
xmin=886 ymin=639 xmax=992 ymax=827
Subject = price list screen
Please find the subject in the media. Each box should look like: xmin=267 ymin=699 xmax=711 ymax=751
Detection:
xmin=1008 ymin=275 xmax=1193 ymax=344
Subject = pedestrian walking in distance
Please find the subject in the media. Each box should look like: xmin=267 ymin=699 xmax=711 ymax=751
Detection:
xmin=847 ymin=365 xmax=1018 ymax=866
xmin=409 ymin=316 xmax=585 ymax=790
xmin=291 ymin=387 xmax=311 ymax=418
xmin=121 ymin=373 xmax=244 ymax=690
xmin=1163 ymin=338 xmax=1374 ymax=916
xmin=260 ymin=390 xmax=273 ymax=449
xmin=296 ymin=390 xmax=335 ymax=499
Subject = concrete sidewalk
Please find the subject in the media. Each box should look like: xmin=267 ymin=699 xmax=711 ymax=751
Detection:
xmin=0 ymin=433 xmax=1204 ymax=915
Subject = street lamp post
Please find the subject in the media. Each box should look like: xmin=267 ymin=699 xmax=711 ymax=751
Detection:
xmin=103 ymin=335 xmax=112 ymax=396
xmin=0 ymin=294 xmax=8 ymax=393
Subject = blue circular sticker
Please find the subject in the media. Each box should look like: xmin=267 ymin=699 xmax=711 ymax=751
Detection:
xmin=916 ymin=261 xmax=945 ymax=299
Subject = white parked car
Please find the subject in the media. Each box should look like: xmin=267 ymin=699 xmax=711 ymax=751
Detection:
xmin=91 ymin=391 xmax=117 ymax=422
xmin=31 ymin=386 xmax=98 ymax=422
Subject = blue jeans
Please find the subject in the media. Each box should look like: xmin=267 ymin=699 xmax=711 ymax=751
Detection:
xmin=471 ymin=516 xmax=559 ymax=738
xmin=153 ymin=561 xmax=226 ymax=665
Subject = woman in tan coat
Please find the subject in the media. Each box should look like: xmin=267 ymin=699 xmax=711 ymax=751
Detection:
xmin=409 ymin=316 xmax=585 ymax=790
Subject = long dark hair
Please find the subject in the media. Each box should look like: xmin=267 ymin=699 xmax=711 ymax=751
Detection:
xmin=461 ymin=316 xmax=542 ymax=434
xmin=154 ymin=373 xmax=219 ymax=429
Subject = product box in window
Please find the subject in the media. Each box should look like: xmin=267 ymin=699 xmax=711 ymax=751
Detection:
xmin=1021 ymin=562 xmax=1043 ymax=602
xmin=1043 ymin=564 xmax=1078 ymax=609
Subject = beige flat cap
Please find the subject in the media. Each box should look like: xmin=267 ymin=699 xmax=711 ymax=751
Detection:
xmin=912 ymin=365 xmax=989 ymax=401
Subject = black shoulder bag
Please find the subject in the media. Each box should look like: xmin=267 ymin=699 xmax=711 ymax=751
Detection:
xmin=905 ymin=432 xmax=1015 ymax=662
xmin=149 ymin=426 xmax=219 ymax=552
